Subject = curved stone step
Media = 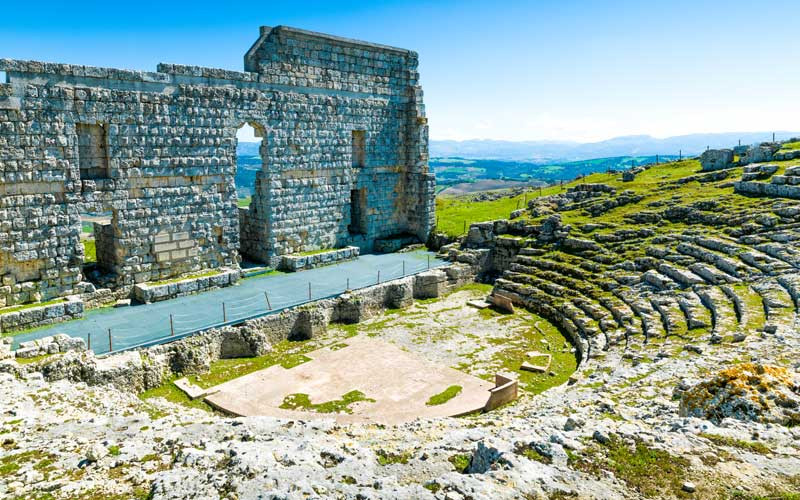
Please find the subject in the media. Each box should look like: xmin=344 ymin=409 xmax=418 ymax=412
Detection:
xmin=726 ymin=283 xmax=767 ymax=333
xmin=688 ymin=262 xmax=740 ymax=284
xmin=694 ymin=285 xmax=740 ymax=335
xmin=657 ymin=263 xmax=706 ymax=286
xmin=642 ymin=269 xmax=678 ymax=291
xmin=676 ymin=242 xmax=753 ymax=279
xmin=502 ymin=270 xmax=615 ymax=337
xmin=738 ymin=250 xmax=791 ymax=275
xmin=505 ymin=263 xmax=628 ymax=329
xmin=776 ymin=274 xmax=800 ymax=309
xmin=751 ymin=280 xmax=795 ymax=333
xmin=650 ymin=295 xmax=689 ymax=337
xmin=755 ymin=243 xmax=800 ymax=269
xmin=614 ymin=289 xmax=667 ymax=340
xmin=677 ymin=291 xmax=712 ymax=331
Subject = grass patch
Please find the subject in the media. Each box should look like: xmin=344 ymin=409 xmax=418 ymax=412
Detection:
xmin=436 ymin=187 xmax=556 ymax=236
xmin=448 ymin=453 xmax=471 ymax=473
xmin=188 ymin=339 xmax=314 ymax=389
xmin=279 ymin=390 xmax=375 ymax=414
xmin=0 ymin=298 xmax=66 ymax=316
xmin=83 ymin=239 xmax=97 ymax=263
xmin=514 ymin=443 xmax=552 ymax=464
xmin=779 ymin=141 xmax=800 ymax=152
xmin=426 ymin=385 xmax=462 ymax=406
xmin=454 ymin=282 xmax=494 ymax=294
xmin=568 ymin=437 xmax=691 ymax=498
xmin=15 ymin=353 xmax=60 ymax=365
xmin=375 ymin=449 xmax=412 ymax=466
xmin=478 ymin=312 xmax=578 ymax=395
xmin=139 ymin=378 xmax=215 ymax=414
xmin=238 ymin=196 xmax=252 ymax=208
xmin=294 ymin=248 xmax=336 ymax=257
xmin=423 ymin=482 xmax=442 ymax=493
xmin=148 ymin=269 xmax=222 ymax=287
xmin=699 ymin=433 xmax=772 ymax=455
xmin=108 ymin=444 xmax=121 ymax=456
xmin=0 ymin=449 xmax=53 ymax=479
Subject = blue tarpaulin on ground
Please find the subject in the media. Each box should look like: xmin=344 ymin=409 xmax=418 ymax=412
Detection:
xmin=12 ymin=250 xmax=447 ymax=355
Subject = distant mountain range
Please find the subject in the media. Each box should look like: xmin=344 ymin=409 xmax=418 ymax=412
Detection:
xmin=429 ymin=132 xmax=800 ymax=161
xmin=238 ymin=131 xmax=800 ymax=162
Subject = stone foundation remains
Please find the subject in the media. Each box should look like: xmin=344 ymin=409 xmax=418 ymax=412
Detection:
xmin=0 ymin=263 xmax=476 ymax=393
xmin=280 ymin=246 xmax=360 ymax=272
xmin=132 ymin=268 xmax=241 ymax=304
xmin=0 ymin=25 xmax=435 ymax=320
xmin=0 ymin=296 xmax=83 ymax=334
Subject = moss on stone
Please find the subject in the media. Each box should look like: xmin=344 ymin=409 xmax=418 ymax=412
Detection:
xmin=448 ymin=453 xmax=471 ymax=473
xmin=375 ymin=449 xmax=412 ymax=466
xmin=279 ymin=390 xmax=375 ymax=414
xmin=698 ymin=433 xmax=772 ymax=455
xmin=425 ymin=385 xmax=462 ymax=406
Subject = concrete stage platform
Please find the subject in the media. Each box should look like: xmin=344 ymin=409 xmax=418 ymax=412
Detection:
xmin=204 ymin=336 xmax=495 ymax=424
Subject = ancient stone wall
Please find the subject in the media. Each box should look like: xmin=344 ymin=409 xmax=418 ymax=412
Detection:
xmin=0 ymin=26 xmax=434 ymax=306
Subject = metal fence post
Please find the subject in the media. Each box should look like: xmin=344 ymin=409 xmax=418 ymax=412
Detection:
xmin=170 ymin=314 xmax=174 ymax=336
xmin=377 ymin=270 xmax=381 ymax=284
xmin=346 ymin=278 xmax=350 ymax=290
xmin=308 ymin=282 xmax=312 ymax=300
xmin=427 ymin=255 xmax=430 ymax=270
xmin=264 ymin=291 xmax=271 ymax=310
xmin=108 ymin=328 xmax=112 ymax=352
xmin=223 ymin=302 xmax=227 ymax=322
xmin=402 ymin=261 xmax=405 ymax=276
xmin=87 ymin=332 xmax=91 ymax=351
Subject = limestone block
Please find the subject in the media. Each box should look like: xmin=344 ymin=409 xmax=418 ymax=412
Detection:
xmin=700 ymin=149 xmax=733 ymax=171
xmin=413 ymin=270 xmax=447 ymax=299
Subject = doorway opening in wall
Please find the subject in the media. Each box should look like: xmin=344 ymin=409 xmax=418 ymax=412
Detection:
xmin=236 ymin=123 xmax=264 ymax=210
xmin=349 ymin=188 xmax=367 ymax=235
xmin=79 ymin=211 xmax=113 ymax=284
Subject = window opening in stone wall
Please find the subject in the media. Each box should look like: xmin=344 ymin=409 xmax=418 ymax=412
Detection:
xmin=236 ymin=123 xmax=264 ymax=209
xmin=77 ymin=123 xmax=110 ymax=180
xmin=352 ymin=130 xmax=366 ymax=168
xmin=349 ymin=188 xmax=367 ymax=235
xmin=0 ymin=71 xmax=7 ymax=83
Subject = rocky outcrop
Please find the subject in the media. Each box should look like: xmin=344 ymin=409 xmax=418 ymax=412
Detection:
xmin=680 ymin=363 xmax=800 ymax=426
xmin=700 ymin=149 xmax=733 ymax=171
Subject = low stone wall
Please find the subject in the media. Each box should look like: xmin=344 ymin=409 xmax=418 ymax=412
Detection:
xmin=484 ymin=373 xmax=518 ymax=411
xmin=735 ymin=181 xmax=800 ymax=199
xmin=0 ymin=296 xmax=84 ymax=334
xmin=14 ymin=333 xmax=86 ymax=359
xmin=2 ymin=263 xmax=477 ymax=393
xmin=132 ymin=269 xmax=241 ymax=304
xmin=280 ymin=247 xmax=360 ymax=272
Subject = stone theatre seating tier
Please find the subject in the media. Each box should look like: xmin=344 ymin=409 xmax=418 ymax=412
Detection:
xmin=0 ymin=26 xmax=436 ymax=311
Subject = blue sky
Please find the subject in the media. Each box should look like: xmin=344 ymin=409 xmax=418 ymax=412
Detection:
xmin=2 ymin=0 xmax=798 ymax=142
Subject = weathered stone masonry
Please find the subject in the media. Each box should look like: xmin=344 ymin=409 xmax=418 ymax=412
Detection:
xmin=0 ymin=26 xmax=435 ymax=308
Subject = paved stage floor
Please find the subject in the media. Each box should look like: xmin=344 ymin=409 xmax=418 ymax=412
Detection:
xmin=204 ymin=336 xmax=494 ymax=424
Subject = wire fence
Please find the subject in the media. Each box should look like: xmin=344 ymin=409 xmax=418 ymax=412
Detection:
xmin=84 ymin=254 xmax=440 ymax=356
